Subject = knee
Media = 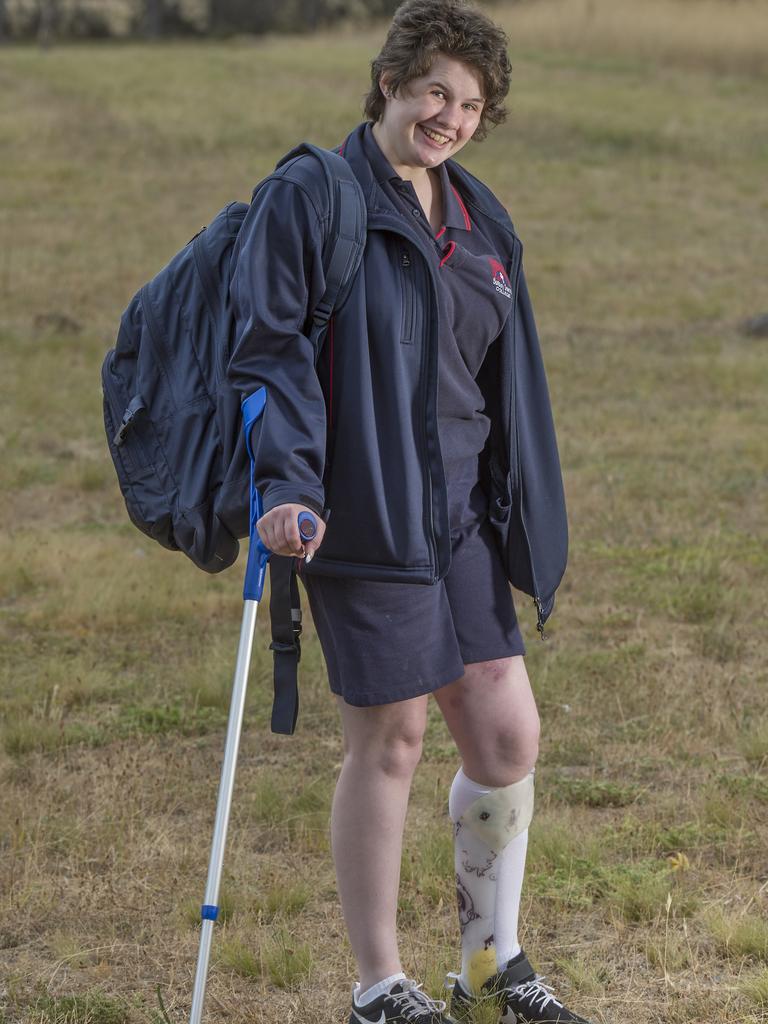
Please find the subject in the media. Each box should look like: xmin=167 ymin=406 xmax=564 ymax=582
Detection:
xmin=380 ymin=729 xmax=424 ymax=777
xmin=471 ymin=715 xmax=540 ymax=786
xmin=498 ymin=713 xmax=540 ymax=776
xmin=345 ymin=721 xmax=425 ymax=779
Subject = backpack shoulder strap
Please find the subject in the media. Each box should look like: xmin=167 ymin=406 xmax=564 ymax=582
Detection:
xmin=274 ymin=143 xmax=367 ymax=330
xmin=265 ymin=143 xmax=366 ymax=736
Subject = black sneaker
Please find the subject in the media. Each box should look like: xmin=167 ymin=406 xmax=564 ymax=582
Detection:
xmin=351 ymin=978 xmax=458 ymax=1024
xmin=448 ymin=951 xmax=592 ymax=1024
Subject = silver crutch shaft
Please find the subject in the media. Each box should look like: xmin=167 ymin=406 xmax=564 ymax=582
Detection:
xmin=189 ymin=598 xmax=259 ymax=1024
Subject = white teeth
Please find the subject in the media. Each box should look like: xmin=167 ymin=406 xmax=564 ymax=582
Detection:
xmin=422 ymin=126 xmax=450 ymax=145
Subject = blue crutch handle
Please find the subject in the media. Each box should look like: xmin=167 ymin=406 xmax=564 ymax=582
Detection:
xmin=298 ymin=511 xmax=317 ymax=541
xmin=241 ymin=389 xmax=319 ymax=602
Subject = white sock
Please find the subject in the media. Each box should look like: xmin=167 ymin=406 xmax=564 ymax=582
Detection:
xmin=449 ymin=767 xmax=531 ymax=993
xmin=494 ymin=828 xmax=527 ymax=967
xmin=354 ymin=972 xmax=407 ymax=1007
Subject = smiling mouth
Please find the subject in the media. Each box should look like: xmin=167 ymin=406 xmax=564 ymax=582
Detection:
xmin=420 ymin=125 xmax=452 ymax=146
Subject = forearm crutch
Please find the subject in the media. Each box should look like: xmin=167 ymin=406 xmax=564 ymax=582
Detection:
xmin=188 ymin=388 xmax=317 ymax=1024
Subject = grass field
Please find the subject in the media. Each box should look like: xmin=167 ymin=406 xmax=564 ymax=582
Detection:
xmin=1 ymin=1 xmax=768 ymax=1021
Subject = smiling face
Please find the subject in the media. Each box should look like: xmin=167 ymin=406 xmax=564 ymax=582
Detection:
xmin=372 ymin=53 xmax=485 ymax=180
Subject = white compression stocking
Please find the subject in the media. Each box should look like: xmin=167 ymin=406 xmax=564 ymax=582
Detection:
xmin=449 ymin=767 xmax=533 ymax=994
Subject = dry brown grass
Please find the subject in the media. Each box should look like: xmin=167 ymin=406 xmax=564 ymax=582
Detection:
xmin=1 ymin=3 xmax=768 ymax=1023
xmin=495 ymin=0 xmax=768 ymax=78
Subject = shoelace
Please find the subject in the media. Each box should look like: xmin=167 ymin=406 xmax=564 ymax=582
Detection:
xmin=509 ymin=975 xmax=564 ymax=1013
xmin=389 ymin=980 xmax=448 ymax=1020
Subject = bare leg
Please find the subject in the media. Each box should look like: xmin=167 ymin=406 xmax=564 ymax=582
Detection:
xmin=433 ymin=655 xmax=539 ymax=786
xmin=331 ymin=693 xmax=429 ymax=992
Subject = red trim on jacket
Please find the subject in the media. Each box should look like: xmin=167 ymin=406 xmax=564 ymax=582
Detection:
xmin=451 ymin=185 xmax=472 ymax=231
xmin=439 ymin=241 xmax=457 ymax=268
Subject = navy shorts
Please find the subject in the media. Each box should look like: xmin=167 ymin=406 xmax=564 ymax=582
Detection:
xmin=302 ymin=510 xmax=525 ymax=708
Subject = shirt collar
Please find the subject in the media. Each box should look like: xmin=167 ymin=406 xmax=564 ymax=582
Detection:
xmin=362 ymin=122 xmax=472 ymax=233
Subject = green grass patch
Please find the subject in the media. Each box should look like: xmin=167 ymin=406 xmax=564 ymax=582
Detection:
xmin=708 ymin=910 xmax=768 ymax=961
xmin=34 ymin=991 xmax=130 ymax=1024
xmin=254 ymin=881 xmax=312 ymax=920
xmin=603 ymin=863 xmax=697 ymax=924
xmin=401 ymin=826 xmax=454 ymax=909
xmin=739 ymin=967 xmax=768 ymax=1009
xmin=528 ymin=818 xmax=696 ymax=920
xmin=218 ymin=937 xmax=261 ymax=978
xmin=553 ymin=953 xmax=610 ymax=996
xmin=262 ymin=926 xmax=313 ymax=989
xmin=452 ymin=989 xmax=506 ymax=1024
xmin=740 ymin=724 xmax=768 ymax=765
xmin=552 ymin=777 xmax=641 ymax=808
xmin=117 ymin=701 xmax=226 ymax=738
xmin=700 ymin=784 xmax=752 ymax=832
xmin=716 ymin=773 xmax=768 ymax=803
xmin=1 ymin=716 xmax=107 ymax=757
xmin=654 ymin=819 xmax=718 ymax=853
xmin=248 ymin=772 xmax=332 ymax=843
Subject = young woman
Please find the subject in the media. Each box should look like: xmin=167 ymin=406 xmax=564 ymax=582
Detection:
xmin=230 ymin=2 xmax=585 ymax=1022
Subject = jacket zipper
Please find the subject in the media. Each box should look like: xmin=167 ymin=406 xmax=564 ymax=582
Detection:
xmin=399 ymin=248 xmax=416 ymax=344
xmin=411 ymin=249 xmax=440 ymax=581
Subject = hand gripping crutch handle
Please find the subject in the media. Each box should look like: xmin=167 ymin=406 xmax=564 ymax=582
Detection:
xmin=188 ymin=387 xmax=316 ymax=1024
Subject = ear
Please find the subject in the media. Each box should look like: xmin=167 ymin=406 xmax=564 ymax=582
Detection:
xmin=379 ymin=74 xmax=393 ymax=100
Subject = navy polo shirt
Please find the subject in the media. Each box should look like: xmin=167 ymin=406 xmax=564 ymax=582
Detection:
xmin=361 ymin=125 xmax=515 ymax=526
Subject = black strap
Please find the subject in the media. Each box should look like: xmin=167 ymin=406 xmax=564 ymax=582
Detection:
xmin=268 ymin=556 xmax=301 ymax=735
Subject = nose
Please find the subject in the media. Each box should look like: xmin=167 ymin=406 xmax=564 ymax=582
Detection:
xmin=436 ymin=104 xmax=461 ymax=133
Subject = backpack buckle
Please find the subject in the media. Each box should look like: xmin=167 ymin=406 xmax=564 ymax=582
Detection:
xmin=113 ymin=395 xmax=145 ymax=447
xmin=269 ymin=639 xmax=301 ymax=664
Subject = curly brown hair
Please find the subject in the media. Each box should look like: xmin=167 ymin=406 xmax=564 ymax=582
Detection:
xmin=363 ymin=0 xmax=511 ymax=143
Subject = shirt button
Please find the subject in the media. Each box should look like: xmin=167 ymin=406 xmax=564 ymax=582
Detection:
xmin=412 ymin=208 xmax=421 ymax=217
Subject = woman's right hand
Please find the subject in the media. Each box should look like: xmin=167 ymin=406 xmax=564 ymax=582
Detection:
xmin=256 ymin=503 xmax=326 ymax=562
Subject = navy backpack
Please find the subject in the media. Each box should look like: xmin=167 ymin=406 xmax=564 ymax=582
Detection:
xmin=101 ymin=144 xmax=367 ymax=732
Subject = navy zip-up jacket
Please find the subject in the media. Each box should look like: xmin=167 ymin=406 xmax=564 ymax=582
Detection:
xmin=229 ymin=123 xmax=568 ymax=627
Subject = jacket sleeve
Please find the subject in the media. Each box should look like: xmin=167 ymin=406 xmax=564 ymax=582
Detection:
xmin=228 ymin=177 xmax=328 ymax=516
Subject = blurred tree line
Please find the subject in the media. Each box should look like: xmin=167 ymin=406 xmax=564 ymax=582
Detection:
xmin=0 ymin=0 xmax=403 ymax=41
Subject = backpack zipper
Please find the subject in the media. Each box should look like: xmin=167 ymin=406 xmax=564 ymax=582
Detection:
xmin=102 ymin=360 xmax=150 ymax=470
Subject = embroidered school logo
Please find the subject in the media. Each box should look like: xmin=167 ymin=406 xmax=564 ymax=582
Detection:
xmin=488 ymin=258 xmax=512 ymax=299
